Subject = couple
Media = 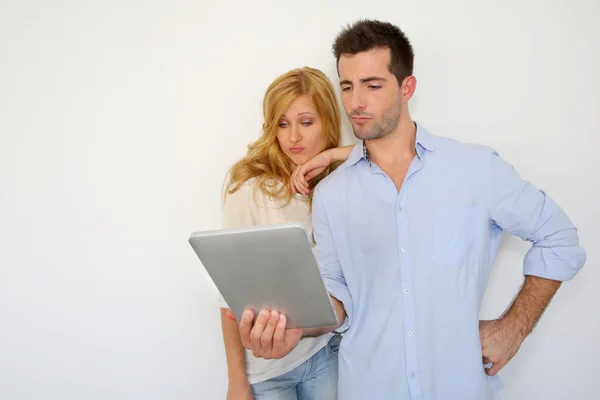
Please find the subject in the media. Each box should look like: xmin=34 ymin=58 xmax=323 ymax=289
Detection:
xmin=217 ymin=19 xmax=586 ymax=400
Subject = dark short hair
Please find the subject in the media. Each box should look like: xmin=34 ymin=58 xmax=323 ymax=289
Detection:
xmin=332 ymin=19 xmax=414 ymax=86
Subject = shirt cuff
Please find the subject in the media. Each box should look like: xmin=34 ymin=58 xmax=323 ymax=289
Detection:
xmin=325 ymin=280 xmax=353 ymax=333
xmin=523 ymin=245 xmax=586 ymax=281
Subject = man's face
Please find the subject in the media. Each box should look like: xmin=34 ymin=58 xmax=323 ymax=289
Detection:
xmin=338 ymin=47 xmax=404 ymax=141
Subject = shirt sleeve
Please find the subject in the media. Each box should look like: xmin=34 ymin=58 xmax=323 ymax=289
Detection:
xmin=489 ymin=150 xmax=586 ymax=281
xmin=312 ymin=188 xmax=353 ymax=332
xmin=214 ymin=181 xmax=258 ymax=308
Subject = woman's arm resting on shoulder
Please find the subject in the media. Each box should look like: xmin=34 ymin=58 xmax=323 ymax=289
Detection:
xmin=291 ymin=145 xmax=354 ymax=195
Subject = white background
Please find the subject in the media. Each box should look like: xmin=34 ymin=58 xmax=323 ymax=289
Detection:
xmin=1 ymin=0 xmax=598 ymax=399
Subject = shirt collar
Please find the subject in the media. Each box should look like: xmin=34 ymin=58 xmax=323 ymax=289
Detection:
xmin=346 ymin=121 xmax=435 ymax=168
xmin=345 ymin=140 xmax=367 ymax=167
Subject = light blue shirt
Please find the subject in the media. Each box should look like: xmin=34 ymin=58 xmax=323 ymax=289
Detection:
xmin=312 ymin=122 xmax=586 ymax=400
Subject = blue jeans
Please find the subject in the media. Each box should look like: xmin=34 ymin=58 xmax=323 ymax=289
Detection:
xmin=251 ymin=334 xmax=341 ymax=400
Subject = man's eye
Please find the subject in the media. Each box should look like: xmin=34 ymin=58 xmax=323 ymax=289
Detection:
xmin=342 ymin=87 xmax=352 ymax=92
xmin=368 ymin=85 xmax=381 ymax=90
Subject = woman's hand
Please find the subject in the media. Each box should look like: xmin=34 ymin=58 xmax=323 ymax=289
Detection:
xmin=290 ymin=151 xmax=333 ymax=195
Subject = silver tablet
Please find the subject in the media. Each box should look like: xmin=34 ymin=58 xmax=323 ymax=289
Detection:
xmin=189 ymin=223 xmax=338 ymax=329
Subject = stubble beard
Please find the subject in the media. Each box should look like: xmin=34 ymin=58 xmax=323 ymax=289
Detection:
xmin=352 ymin=102 xmax=402 ymax=141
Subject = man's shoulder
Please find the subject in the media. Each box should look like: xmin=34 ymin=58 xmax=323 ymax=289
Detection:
xmin=431 ymin=132 xmax=497 ymax=161
xmin=314 ymin=160 xmax=351 ymax=200
xmin=432 ymin=132 xmax=493 ymax=152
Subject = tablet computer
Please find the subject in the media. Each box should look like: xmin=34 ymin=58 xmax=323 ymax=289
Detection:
xmin=189 ymin=223 xmax=338 ymax=329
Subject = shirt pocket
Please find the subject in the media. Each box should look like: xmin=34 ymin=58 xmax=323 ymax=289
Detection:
xmin=433 ymin=205 xmax=479 ymax=268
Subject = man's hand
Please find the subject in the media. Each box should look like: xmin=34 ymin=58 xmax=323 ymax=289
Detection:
xmin=480 ymin=275 xmax=562 ymax=376
xmin=226 ymin=381 xmax=254 ymax=400
xmin=238 ymin=309 xmax=303 ymax=360
xmin=290 ymin=151 xmax=333 ymax=195
xmin=479 ymin=318 xmax=526 ymax=376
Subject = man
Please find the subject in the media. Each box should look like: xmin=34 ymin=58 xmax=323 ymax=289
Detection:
xmin=233 ymin=19 xmax=587 ymax=399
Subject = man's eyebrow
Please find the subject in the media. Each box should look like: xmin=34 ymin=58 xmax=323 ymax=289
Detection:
xmin=339 ymin=76 xmax=387 ymax=86
xmin=361 ymin=76 xmax=387 ymax=83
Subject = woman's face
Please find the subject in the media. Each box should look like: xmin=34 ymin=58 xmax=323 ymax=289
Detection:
xmin=276 ymin=95 xmax=326 ymax=167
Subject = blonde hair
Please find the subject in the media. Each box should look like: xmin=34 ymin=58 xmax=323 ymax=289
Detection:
xmin=225 ymin=67 xmax=342 ymax=207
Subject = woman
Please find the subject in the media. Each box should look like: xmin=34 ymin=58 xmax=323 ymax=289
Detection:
xmin=218 ymin=67 xmax=351 ymax=400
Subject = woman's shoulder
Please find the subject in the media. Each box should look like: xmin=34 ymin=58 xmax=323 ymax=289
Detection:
xmin=243 ymin=176 xmax=285 ymax=196
xmin=243 ymin=176 xmax=260 ymax=190
xmin=226 ymin=175 xmax=296 ymax=208
xmin=224 ymin=176 xmax=271 ymax=208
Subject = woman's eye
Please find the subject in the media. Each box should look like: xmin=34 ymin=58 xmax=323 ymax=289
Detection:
xmin=302 ymin=121 xmax=312 ymax=127
xmin=279 ymin=122 xmax=288 ymax=128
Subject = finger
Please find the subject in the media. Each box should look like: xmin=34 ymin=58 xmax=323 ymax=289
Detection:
xmin=297 ymin=176 xmax=309 ymax=195
xmin=250 ymin=309 xmax=270 ymax=355
xmin=238 ymin=309 xmax=255 ymax=349
xmin=290 ymin=171 xmax=298 ymax=193
xmin=226 ymin=309 xmax=237 ymax=322
xmin=298 ymin=175 xmax=309 ymax=195
xmin=305 ymin=167 xmax=322 ymax=182
xmin=300 ymin=175 xmax=309 ymax=194
xmin=486 ymin=361 xmax=504 ymax=376
xmin=260 ymin=311 xmax=280 ymax=358
xmin=291 ymin=168 xmax=301 ymax=192
xmin=298 ymin=168 xmax=309 ymax=189
xmin=295 ymin=172 xmax=306 ymax=194
xmin=293 ymin=174 xmax=307 ymax=195
xmin=272 ymin=313 xmax=288 ymax=354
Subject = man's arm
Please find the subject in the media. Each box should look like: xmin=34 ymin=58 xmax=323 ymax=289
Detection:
xmin=301 ymin=296 xmax=346 ymax=337
xmin=312 ymin=188 xmax=353 ymax=332
xmin=503 ymin=275 xmax=562 ymax=338
xmin=480 ymin=275 xmax=561 ymax=375
xmin=481 ymin=150 xmax=586 ymax=375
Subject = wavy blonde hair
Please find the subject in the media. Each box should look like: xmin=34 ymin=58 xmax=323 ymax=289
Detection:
xmin=225 ymin=67 xmax=342 ymax=208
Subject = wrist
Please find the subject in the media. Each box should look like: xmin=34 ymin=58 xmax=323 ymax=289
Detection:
xmin=322 ymin=148 xmax=336 ymax=163
xmin=227 ymin=367 xmax=249 ymax=385
xmin=228 ymin=375 xmax=250 ymax=387
xmin=500 ymin=312 xmax=530 ymax=342
xmin=328 ymin=145 xmax=353 ymax=163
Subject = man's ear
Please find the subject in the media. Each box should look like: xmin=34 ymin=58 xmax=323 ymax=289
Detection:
xmin=401 ymin=75 xmax=417 ymax=103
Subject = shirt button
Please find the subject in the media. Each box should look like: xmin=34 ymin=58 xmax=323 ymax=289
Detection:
xmin=408 ymin=331 xmax=413 ymax=336
xmin=401 ymin=246 xmax=407 ymax=252
xmin=404 ymin=289 xmax=409 ymax=294
xmin=410 ymin=372 xmax=415 ymax=377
